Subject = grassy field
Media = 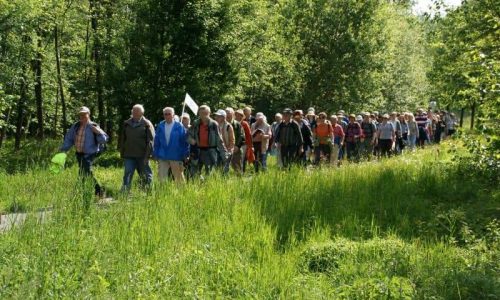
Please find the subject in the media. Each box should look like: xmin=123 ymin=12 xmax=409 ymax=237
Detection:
xmin=0 ymin=142 xmax=498 ymax=299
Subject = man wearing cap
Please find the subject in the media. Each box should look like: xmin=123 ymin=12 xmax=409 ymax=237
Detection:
xmin=153 ymin=107 xmax=190 ymax=184
xmin=235 ymin=109 xmax=254 ymax=172
xmin=189 ymin=105 xmax=225 ymax=176
xmin=119 ymin=104 xmax=155 ymax=191
xmin=275 ymin=108 xmax=303 ymax=169
xmin=226 ymin=107 xmax=245 ymax=175
xmin=60 ymin=106 xmax=109 ymax=197
xmin=214 ymin=109 xmax=234 ymax=175
xmin=293 ymin=110 xmax=313 ymax=165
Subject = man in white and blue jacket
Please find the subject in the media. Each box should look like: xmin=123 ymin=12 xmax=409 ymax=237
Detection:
xmin=60 ymin=106 xmax=109 ymax=196
xmin=153 ymin=107 xmax=190 ymax=184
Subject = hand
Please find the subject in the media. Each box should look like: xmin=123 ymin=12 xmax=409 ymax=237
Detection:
xmin=299 ymin=146 xmax=304 ymax=154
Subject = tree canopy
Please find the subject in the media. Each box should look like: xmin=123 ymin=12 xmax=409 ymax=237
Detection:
xmin=0 ymin=0 xmax=497 ymax=149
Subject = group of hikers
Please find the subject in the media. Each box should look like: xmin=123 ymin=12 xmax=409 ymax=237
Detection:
xmin=60 ymin=105 xmax=458 ymax=197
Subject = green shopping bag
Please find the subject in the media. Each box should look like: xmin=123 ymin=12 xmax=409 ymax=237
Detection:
xmin=50 ymin=153 xmax=67 ymax=174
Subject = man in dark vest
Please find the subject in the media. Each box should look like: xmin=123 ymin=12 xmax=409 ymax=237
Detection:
xmin=119 ymin=104 xmax=155 ymax=191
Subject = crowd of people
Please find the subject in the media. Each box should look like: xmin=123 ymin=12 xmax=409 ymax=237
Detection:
xmin=60 ymin=104 xmax=458 ymax=197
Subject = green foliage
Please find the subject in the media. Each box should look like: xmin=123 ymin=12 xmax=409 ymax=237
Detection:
xmin=1 ymin=0 xmax=437 ymax=145
xmin=0 ymin=146 xmax=498 ymax=298
xmin=427 ymin=0 xmax=499 ymax=123
xmin=450 ymin=128 xmax=500 ymax=187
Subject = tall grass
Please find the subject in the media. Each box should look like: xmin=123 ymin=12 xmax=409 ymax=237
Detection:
xmin=0 ymin=144 xmax=498 ymax=298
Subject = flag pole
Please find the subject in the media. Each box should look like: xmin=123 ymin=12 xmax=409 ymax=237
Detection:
xmin=181 ymin=94 xmax=187 ymax=117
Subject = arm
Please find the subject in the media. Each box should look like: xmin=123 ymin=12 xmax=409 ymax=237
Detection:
xmin=371 ymin=124 xmax=377 ymax=144
xmin=119 ymin=123 xmax=126 ymax=157
xmin=146 ymin=121 xmax=155 ymax=159
xmin=182 ymin=126 xmax=190 ymax=160
xmin=152 ymin=125 xmax=161 ymax=159
xmin=90 ymin=124 xmax=108 ymax=144
xmin=228 ymin=124 xmax=235 ymax=152
xmin=294 ymin=122 xmax=304 ymax=146
xmin=60 ymin=124 xmax=76 ymax=152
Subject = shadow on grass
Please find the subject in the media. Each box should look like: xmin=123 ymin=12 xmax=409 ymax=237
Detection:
xmin=248 ymin=162 xmax=497 ymax=246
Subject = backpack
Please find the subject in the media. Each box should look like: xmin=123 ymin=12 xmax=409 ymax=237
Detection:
xmin=74 ymin=121 xmax=107 ymax=157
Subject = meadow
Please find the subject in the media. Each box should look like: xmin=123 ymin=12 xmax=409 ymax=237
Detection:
xmin=0 ymin=141 xmax=498 ymax=299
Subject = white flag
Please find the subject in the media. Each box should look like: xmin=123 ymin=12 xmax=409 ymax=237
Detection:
xmin=184 ymin=93 xmax=199 ymax=115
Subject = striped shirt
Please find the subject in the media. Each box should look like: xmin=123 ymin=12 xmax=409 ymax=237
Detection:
xmin=277 ymin=120 xmax=303 ymax=147
xmin=415 ymin=115 xmax=428 ymax=128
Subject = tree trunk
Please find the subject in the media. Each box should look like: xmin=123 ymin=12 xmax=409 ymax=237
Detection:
xmin=15 ymin=67 xmax=28 ymax=151
xmin=459 ymin=107 xmax=465 ymax=128
xmin=0 ymin=106 xmax=12 ymax=149
xmin=470 ymin=101 xmax=476 ymax=130
xmin=33 ymin=31 xmax=44 ymax=140
xmin=54 ymin=25 xmax=68 ymax=135
xmin=90 ymin=0 xmax=105 ymax=130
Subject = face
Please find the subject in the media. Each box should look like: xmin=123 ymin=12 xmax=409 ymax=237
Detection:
xmin=243 ymin=108 xmax=251 ymax=118
xmin=318 ymin=115 xmax=325 ymax=123
xmin=293 ymin=114 xmax=301 ymax=122
xmin=182 ymin=117 xmax=190 ymax=128
xmin=275 ymin=115 xmax=282 ymax=123
xmin=79 ymin=112 xmax=90 ymax=123
xmin=215 ymin=115 xmax=225 ymax=124
xmin=235 ymin=113 xmax=243 ymax=122
xmin=331 ymin=117 xmax=338 ymax=124
xmin=164 ymin=110 xmax=174 ymax=123
xmin=132 ymin=107 xmax=143 ymax=120
xmin=349 ymin=117 xmax=355 ymax=124
xmin=226 ymin=110 xmax=234 ymax=122
xmin=383 ymin=117 xmax=388 ymax=123
xmin=283 ymin=113 xmax=291 ymax=122
xmin=363 ymin=115 xmax=370 ymax=122
xmin=256 ymin=117 xmax=263 ymax=124
xmin=199 ymin=108 xmax=210 ymax=120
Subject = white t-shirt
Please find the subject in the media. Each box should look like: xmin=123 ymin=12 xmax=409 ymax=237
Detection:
xmin=165 ymin=121 xmax=174 ymax=145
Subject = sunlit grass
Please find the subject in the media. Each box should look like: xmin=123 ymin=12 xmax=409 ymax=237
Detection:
xmin=0 ymin=143 xmax=498 ymax=298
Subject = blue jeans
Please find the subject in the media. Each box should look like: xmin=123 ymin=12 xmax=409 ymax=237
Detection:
xmin=122 ymin=158 xmax=152 ymax=191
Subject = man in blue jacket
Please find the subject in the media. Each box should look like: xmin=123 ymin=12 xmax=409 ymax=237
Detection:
xmin=153 ymin=107 xmax=190 ymax=184
xmin=60 ymin=106 xmax=109 ymax=197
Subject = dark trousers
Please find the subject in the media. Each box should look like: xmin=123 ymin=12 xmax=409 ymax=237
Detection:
xmin=280 ymin=145 xmax=299 ymax=169
xmin=76 ymin=153 xmax=102 ymax=196
xmin=379 ymin=139 xmax=393 ymax=157
xmin=314 ymin=144 xmax=331 ymax=164
xmin=346 ymin=141 xmax=359 ymax=162
xmin=198 ymin=148 xmax=218 ymax=175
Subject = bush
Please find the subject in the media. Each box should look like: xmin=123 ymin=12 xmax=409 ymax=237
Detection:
xmin=451 ymin=126 xmax=500 ymax=187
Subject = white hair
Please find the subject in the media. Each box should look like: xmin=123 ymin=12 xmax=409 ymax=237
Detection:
xmin=199 ymin=105 xmax=211 ymax=114
xmin=225 ymin=107 xmax=234 ymax=113
xmin=182 ymin=113 xmax=190 ymax=120
xmin=162 ymin=107 xmax=175 ymax=115
xmin=132 ymin=104 xmax=145 ymax=114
